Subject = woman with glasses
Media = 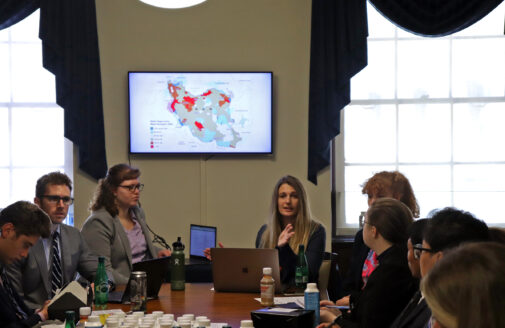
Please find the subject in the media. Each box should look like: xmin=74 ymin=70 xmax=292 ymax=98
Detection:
xmin=81 ymin=163 xmax=171 ymax=284
xmin=318 ymin=198 xmax=416 ymax=328
xmin=340 ymin=171 xmax=419 ymax=306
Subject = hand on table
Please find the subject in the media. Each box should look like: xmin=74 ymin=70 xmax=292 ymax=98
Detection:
xmin=203 ymin=242 xmax=224 ymax=260
xmin=319 ymin=300 xmax=342 ymax=324
xmin=158 ymin=249 xmax=172 ymax=257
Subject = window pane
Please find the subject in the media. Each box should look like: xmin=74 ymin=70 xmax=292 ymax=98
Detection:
xmin=351 ymin=41 xmax=395 ymax=100
xmin=11 ymin=168 xmax=60 ymax=203
xmin=0 ymin=108 xmax=9 ymax=166
xmin=345 ymin=165 xmax=395 ymax=224
xmin=397 ymin=39 xmax=450 ymax=99
xmin=452 ymin=38 xmax=505 ymax=97
xmin=454 ymin=164 xmax=505 ymax=192
xmin=11 ymin=43 xmax=56 ymax=102
xmin=454 ymin=3 xmax=505 ymax=37
xmin=399 ymin=165 xmax=452 ymax=217
xmin=11 ymin=107 xmax=64 ymax=166
xmin=453 ymin=103 xmax=505 ymax=162
xmin=367 ymin=3 xmax=395 ymax=38
xmin=0 ymin=44 xmax=10 ymax=102
xmin=9 ymin=11 xmax=40 ymax=42
xmin=398 ymin=104 xmax=451 ymax=162
xmin=0 ymin=169 xmax=10 ymax=206
xmin=344 ymin=105 xmax=396 ymax=163
xmin=0 ymin=28 xmax=8 ymax=41
xmin=454 ymin=192 xmax=504 ymax=224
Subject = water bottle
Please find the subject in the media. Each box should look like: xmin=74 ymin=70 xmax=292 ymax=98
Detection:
xmin=94 ymin=256 xmax=108 ymax=310
xmin=171 ymin=236 xmax=185 ymax=290
xmin=304 ymin=283 xmax=320 ymax=327
xmin=295 ymin=244 xmax=309 ymax=290
xmin=64 ymin=310 xmax=76 ymax=328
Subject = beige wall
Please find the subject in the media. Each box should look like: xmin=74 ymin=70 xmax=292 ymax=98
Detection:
xmin=73 ymin=0 xmax=331 ymax=251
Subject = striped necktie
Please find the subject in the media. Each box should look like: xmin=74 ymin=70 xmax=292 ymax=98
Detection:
xmin=1 ymin=269 xmax=28 ymax=320
xmin=51 ymin=231 xmax=63 ymax=297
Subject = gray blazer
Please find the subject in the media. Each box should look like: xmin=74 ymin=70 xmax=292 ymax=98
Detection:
xmin=6 ymin=224 xmax=99 ymax=309
xmin=80 ymin=207 xmax=158 ymax=285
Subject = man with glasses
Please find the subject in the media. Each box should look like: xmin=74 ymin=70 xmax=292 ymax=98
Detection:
xmin=390 ymin=208 xmax=489 ymax=328
xmin=6 ymin=172 xmax=110 ymax=309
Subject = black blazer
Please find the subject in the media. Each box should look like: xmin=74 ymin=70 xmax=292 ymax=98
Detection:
xmin=342 ymin=229 xmax=370 ymax=296
xmin=390 ymin=290 xmax=432 ymax=328
xmin=0 ymin=270 xmax=42 ymax=328
xmin=339 ymin=244 xmax=417 ymax=328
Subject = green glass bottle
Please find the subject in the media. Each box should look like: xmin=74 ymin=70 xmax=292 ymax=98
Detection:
xmin=295 ymin=244 xmax=309 ymax=290
xmin=171 ymin=237 xmax=186 ymax=290
xmin=94 ymin=256 xmax=108 ymax=310
xmin=64 ymin=310 xmax=76 ymax=328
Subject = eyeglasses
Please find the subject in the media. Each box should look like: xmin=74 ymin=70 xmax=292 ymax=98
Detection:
xmin=413 ymin=243 xmax=436 ymax=260
xmin=118 ymin=183 xmax=144 ymax=192
xmin=40 ymin=195 xmax=74 ymax=205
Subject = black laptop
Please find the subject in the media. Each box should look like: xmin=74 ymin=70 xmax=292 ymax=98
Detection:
xmin=186 ymin=224 xmax=216 ymax=265
xmin=109 ymin=256 xmax=170 ymax=303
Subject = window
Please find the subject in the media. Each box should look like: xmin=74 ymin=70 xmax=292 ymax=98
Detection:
xmin=0 ymin=11 xmax=73 ymax=224
xmin=340 ymin=3 xmax=505 ymax=227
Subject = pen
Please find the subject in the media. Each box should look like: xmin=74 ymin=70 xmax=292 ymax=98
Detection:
xmin=323 ymin=305 xmax=349 ymax=310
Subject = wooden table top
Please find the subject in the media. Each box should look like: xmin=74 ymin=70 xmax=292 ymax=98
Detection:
xmin=108 ymin=283 xmax=263 ymax=327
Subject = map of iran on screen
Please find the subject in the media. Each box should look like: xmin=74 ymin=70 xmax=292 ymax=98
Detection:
xmin=128 ymin=72 xmax=272 ymax=154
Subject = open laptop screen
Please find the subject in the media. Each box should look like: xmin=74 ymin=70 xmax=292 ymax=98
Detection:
xmin=190 ymin=224 xmax=216 ymax=258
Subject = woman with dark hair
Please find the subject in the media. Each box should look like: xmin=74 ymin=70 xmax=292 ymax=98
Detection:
xmin=81 ymin=164 xmax=171 ymax=284
xmin=256 ymin=175 xmax=326 ymax=286
xmin=421 ymin=242 xmax=505 ymax=328
xmin=318 ymin=198 xmax=416 ymax=328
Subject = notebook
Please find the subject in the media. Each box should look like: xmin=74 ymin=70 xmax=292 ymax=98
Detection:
xmin=187 ymin=224 xmax=216 ymax=265
xmin=108 ymin=256 xmax=170 ymax=303
xmin=211 ymin=248 xmax=283 ymax=293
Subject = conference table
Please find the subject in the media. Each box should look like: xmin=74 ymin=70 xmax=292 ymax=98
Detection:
xmin=108 ymin=283 xmax=262 ymax=327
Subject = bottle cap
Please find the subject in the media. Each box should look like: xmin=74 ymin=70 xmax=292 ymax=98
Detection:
xmin=298 ymin=244 xmax=305 ymax=251
xmin=263 ymin=267 xmax=272 ymax=275
xmin=240 ymin=319 xmax=254 ymax=327
xmin=307 ymin=283 xmax=317 ymax=288
xmin=172 ymin=236 xmax=185 ymax=251
xmin=79 ymin=307 xmax=91 ymax=316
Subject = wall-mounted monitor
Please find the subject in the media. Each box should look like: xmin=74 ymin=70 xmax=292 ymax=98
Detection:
xmin=128 ymin=71 xmax=273 ymax=154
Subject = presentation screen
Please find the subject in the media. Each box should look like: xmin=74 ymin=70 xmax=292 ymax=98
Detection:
xmin=128 ymin=71 xmax=273 ymax=154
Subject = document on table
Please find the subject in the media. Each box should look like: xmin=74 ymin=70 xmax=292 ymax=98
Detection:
xmin=254 ymin=296 xmax=305 ymax=308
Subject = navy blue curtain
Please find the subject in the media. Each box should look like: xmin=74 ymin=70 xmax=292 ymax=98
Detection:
xmin=0 ymin=0 xmax=38 ymax=29
xmin=307 ymin=0 xmax=503 ymax=184
xmin=0 ymin=0 xmax=107 ymax=180
xmin=307 ymin=0 xmax=368 ymax=184
xmin=369 ymin=0 xmax=504 ymax=37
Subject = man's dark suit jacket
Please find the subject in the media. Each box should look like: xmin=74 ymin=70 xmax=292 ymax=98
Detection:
xmin=390 ymin=290 xmax=432 ymax=328
xmin=0 ymin=268 xmax=42 ymax=328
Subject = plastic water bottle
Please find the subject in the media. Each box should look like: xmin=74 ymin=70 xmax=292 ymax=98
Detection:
xmin=94 ymin=256 xmax=108 ymax=310
xmin=260 ymin=267 xmax=275 ymax=306
xmin=304 ymin=283 xmax=320 ymax=327
xmin=171 ymin=237 xmax=186 ymax=290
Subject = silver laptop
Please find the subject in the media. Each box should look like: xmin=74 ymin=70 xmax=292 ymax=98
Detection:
xmin=211 ymin=248 xmax=283 ymax=293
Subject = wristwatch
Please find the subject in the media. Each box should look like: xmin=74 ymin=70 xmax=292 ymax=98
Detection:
xmin=331 ymin=314 xmax=344 ymax=327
